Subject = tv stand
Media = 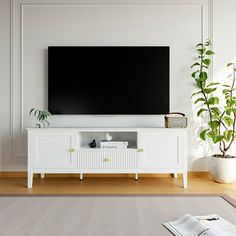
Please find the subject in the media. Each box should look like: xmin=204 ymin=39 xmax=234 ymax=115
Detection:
xmin=27 ymin=127 xmax=187 ymax=188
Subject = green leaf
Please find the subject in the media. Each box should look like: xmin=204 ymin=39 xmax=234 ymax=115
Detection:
xmin=205 ymin=50 xmax=215 ymax=55
xmin=191 ymin=91 xmax=202 ymax=97
xmin=191 ymin=62 xmax=200 ymax=68
xmin=208 ymin=120 xmax=220 ymax=129
xmin=197 ymin=108 xmax=207 ymax=116
xmin=196 ymin=43 xmax=203 ymax=47
xmin=199 ymin=71 xmax=208 ymax=80
xmin=196 ymin=79 xmax=205 ymax=88
xmin=207 ymin=132 xmax=223 ymax=144
xmin=223 ymin=84 xmax=231 ymax=88
xmin=226 ymin=108 xmax=232 ymax=116
xmin=29 ymin=108 xmax=35 ymax=115
xmin=191 ymin=71 xmax=199 ymax=78
xmin=227 ymin=63 xmax=235 ymax=67
xmin=226 ymin=99 xmax=233 ymax=106
xmin=204 ymin=87 xmax=217 ymax=94
xmin=223 ymin=130 xmax=233 ymax=142
xmin=224 ymin=116 xmax=233 ymax=126
xmin=205 ymin=39 xmax=212 ymax=46
xmin=194 ymin=98 xmax=205 ymax=104
xmin=207 ymin=131 xmax=214 ymax=139
xmin=197 ymin=48 xmax=206 ymax=54
xmin=211 ymin=107 xmax=221 ymax=116
xmin=203 ymin=59 xmax=211 ymax=66
xmin=213 ymin=135 xmax=224 ymax=144
xmin=200 ymin=129 xmax=209 ymax=141
xmin=34 ymin=110 xmax=38 ymax=117
xmin=207 ymin=97 xmax=219 ymax=105
xmin=37 ymin=111 xmax=42 ymax=121
xmin=223 ymin=89 xmax=230 ymax=94
xmin=207 ymin=82 xmax=220 ymax=87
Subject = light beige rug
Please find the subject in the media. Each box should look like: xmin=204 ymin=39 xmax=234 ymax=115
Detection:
xmin=0 ymin=195 xmax=235 ymax=236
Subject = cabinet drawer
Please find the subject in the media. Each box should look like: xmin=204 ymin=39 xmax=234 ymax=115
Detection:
xmin=78 ymin=149 xmax=138 ymax=169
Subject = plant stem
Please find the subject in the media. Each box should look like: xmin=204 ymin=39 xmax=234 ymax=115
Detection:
xmin=223 ymin=65 xmax=236 ymax=156
xmin=199 ymin=45 xmax=213 ymax=127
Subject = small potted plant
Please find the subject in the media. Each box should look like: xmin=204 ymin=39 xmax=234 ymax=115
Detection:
xmin=29 ymin=108 xmax=51 ymax=128
xmin=191 ymin=40 xmax=236 ymax=183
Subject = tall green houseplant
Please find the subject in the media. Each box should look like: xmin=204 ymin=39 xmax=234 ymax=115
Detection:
xmin=191 ymin=40 xmax=236 ymax=183
xmin=191 ymin=40 xmax=236 ymax=157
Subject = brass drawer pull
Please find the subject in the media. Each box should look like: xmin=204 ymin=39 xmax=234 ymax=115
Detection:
xmin=103 ymin=158 xmax=110 ymax=162
xmin=68 ymin=148 xmax=75 ymax=153
xmin=137 ymin=148 xmax=144 ymax=152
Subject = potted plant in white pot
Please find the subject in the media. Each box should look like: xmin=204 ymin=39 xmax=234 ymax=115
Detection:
xmin=191 ymin=39 xmax=236 ymax=183
xmin=29 ymin=108 xmax=51 ymax=128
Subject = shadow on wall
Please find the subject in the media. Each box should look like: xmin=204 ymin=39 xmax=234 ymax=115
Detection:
xmin=192 ymin=157 xmax=209 ymax=171
xmin=190 ymin=95 xmax=213 ymax=171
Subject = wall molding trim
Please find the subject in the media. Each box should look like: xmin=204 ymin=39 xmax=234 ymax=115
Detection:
xmin=10 ymin=0 xmax=212 ymax=159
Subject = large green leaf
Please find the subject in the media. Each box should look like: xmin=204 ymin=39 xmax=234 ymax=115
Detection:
xmin=203 ymin=59 xmax=211 ymax=66
xmin=194 ymin=98 xmax=205 ymax=104
xmin=223 ymin=130 xmax=233 ymax=142
xmin=200 ymin=129 xmax=209 ymax=141
xmin=225 ymin=107 xmax=232 ymax=116
xmin=205 ymin=50 xmax=215 ymax=55
xmin=207 ymin=97 xmax=219 ymax=105
xmin=208 ymin=120 xmax=220 ymax=129
xmin=213 ymin=135 xmax=224 ymax=144
xmin=211 ymin=107 xmax=221 ymax=116
xmin=224 ymin=116 xmax=233 ymax=126
xmin=196 ymin=80 xmax=204 ymax=88
xmin=207 ymin=132 xmax=223 ymax=143
xmin=199 ymin=71 xmax=208 ymax=80
xmin=197 ymin=48 xmax=206 ymax=54
xmin=204 ymin=87 xmax=217 ymax=94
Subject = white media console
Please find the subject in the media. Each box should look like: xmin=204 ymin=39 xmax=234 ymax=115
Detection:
xmin=27 ymin=128 xmax=187 ymax=188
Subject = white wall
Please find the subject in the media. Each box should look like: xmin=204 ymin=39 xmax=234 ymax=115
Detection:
xmin=1 ymin=0 xmax=234 ymax=171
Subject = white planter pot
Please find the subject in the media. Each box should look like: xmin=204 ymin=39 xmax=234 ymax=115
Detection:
xmin=208 ymin=155 xmax=236 ymax=183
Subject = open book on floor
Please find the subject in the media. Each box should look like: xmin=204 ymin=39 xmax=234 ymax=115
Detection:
xmin=163 ymin=213 xmax=236 ymax=236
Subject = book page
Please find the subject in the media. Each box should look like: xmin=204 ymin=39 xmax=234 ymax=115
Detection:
xmin=163 ymin=213 xmax=212 ymax=236
xmin=196 ymin=215 xmax=236 ymax=236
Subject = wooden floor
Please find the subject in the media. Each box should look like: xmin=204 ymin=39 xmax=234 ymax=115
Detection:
xmin=0 ymin=174 xmax=236 ymax=200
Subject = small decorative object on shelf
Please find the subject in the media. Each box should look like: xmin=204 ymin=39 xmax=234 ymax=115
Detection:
xmin=164 ymin=112 xmax=187 ymax=128
xmin=88 ymin=140 xmax=96 ymax=148
xmin=100 ymin=141 xmax=128 ymax=149
xmin=29 ymin=108 xmax=51 ymax=128
xmin=106 ymin=133 xmax=112 ymax=141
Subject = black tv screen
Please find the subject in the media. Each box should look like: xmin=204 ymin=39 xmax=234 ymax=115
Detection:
xmin=48 ymin=46 xmax=169 ymax=114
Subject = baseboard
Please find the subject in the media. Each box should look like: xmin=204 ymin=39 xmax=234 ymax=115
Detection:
xmin=0 ymin=172 xmax=210 ymax=178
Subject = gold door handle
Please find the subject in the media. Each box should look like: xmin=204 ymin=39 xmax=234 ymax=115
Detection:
xmin=137 ymin=148 xmax=144 ymax=152
xmin=103 ymin=158 xmax=110 ymax=162
xmin=68 ymin=148 xmax=75 ymax=153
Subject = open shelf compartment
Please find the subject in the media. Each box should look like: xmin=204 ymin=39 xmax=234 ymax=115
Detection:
xmin=78 ymin=131 xmax=138 ymax=149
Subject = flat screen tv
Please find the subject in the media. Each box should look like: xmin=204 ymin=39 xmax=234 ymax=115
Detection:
xmin=48 ymin=46 xmax=169 ymax=115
